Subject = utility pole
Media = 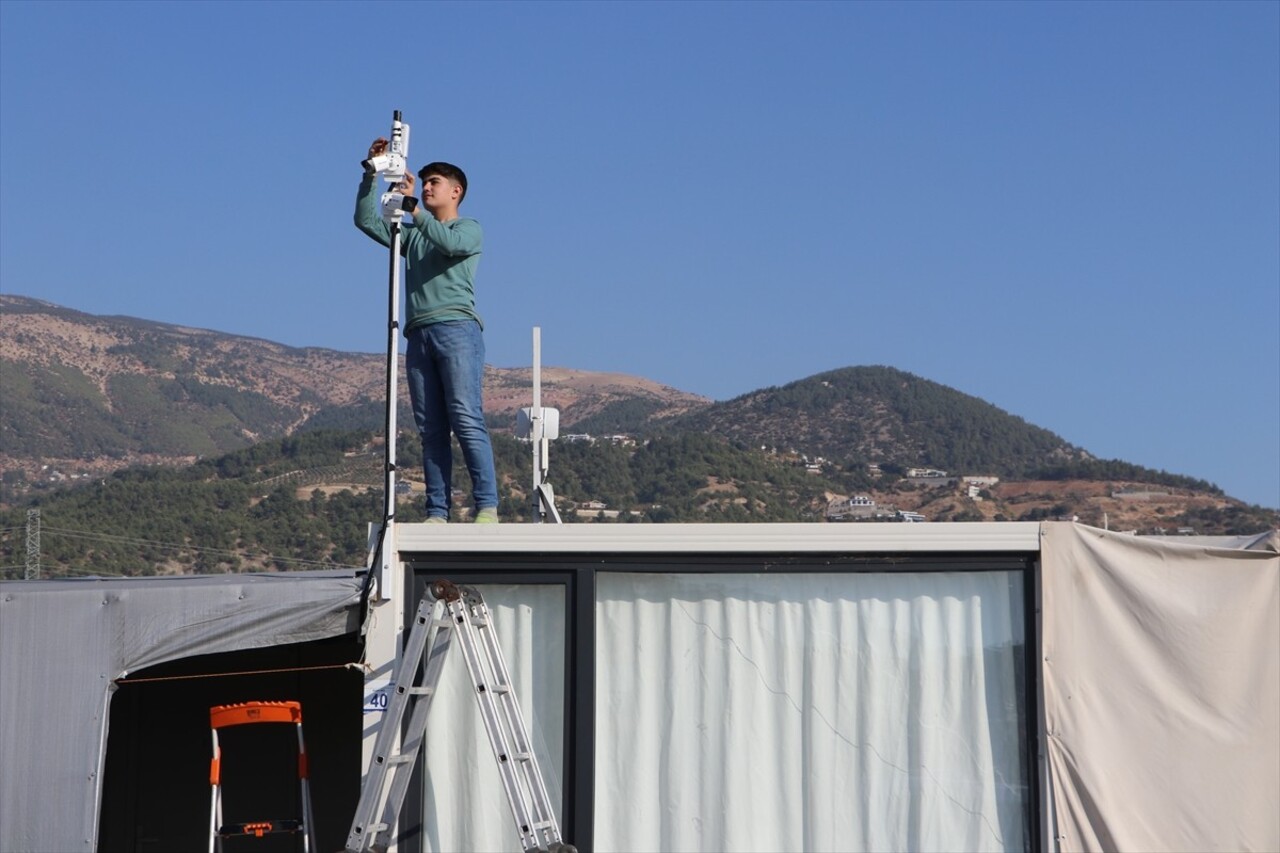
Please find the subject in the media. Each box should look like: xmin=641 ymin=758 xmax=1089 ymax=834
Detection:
xmin=25 ymin=508 xmax=40 ymax=580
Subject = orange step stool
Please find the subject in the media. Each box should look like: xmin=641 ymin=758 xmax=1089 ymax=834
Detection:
xmin=208 ymin=701 xmax=317 ymax=853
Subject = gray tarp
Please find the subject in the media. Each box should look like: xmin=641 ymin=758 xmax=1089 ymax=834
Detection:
xmin=0 ymin=571 xmax=363 ymax=853
xmin=1041 ymin=524 xmax=1280 ymax=852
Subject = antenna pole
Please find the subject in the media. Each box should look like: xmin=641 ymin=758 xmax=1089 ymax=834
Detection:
xmin=531 ymin=326 xmax=543 ymax=516
xmin=528 ymin=328 xmax=561 ymax=523
xmin=378 ymin=218 xmax=402 ymax=592
xmin=367 ymin=109 xmax=415 ymax=598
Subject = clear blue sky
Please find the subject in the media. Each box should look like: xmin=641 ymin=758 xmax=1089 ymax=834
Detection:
xmin=2 ymin=1 xmax=1277 ymax=508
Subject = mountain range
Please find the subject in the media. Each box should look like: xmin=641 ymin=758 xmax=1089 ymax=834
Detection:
xmin=2 ymin=294 xmax=1275 ymax=545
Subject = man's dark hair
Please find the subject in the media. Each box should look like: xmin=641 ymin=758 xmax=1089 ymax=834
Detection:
xmin=418 ymin=161 xmax=468 ymax=202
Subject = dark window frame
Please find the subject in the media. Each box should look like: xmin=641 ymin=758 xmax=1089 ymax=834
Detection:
xmin=402 ymin=550 xmax=1042 ymax=853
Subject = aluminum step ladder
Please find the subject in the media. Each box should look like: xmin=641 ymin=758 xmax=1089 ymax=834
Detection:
xmin=208 ymin=700 xmax=317 ymax=853
xmin=346 ymin=580 xmax=574 ymax=853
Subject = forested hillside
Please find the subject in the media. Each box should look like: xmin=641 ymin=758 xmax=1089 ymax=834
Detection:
xmin=1 ymin=297 xmax=1234 ymax=505
xmin=673 ymin=366 xmax=1223 ymax=492
xmin=0 ymin=428 xmax=833 ymax=578
xmin=3 ymin=427 xmax=1274 ymax=580
xmin=3 ymin=297 xmax=1273 ymax=581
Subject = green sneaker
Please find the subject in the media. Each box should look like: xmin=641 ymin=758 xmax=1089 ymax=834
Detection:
xmin=474 ymin=508 xmax=500 ymax=524
xmin=424 ymin=516 xmax=448 ymax=525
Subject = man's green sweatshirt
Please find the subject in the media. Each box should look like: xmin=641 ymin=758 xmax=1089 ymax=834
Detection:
xmin=354 ymin=173 xmax=483 ymax=333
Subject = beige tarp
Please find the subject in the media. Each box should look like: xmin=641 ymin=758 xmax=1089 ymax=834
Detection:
xmin=1041 ymin=523 xmax=1280 ymax=852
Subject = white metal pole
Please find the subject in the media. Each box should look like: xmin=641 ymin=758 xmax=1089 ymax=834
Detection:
xmin=358 ymin=111 xmax=410 ymax=853
xmin=531 ymin=326 xmax=543 ymax=521
xmin=378 ymin=221 xmax=401 ymax=595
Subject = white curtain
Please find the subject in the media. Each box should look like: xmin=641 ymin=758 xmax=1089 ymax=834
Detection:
xmin=416 ymin=583 xmax=567 ymax=853
xmin=594 ymin=571 xmax=1028 ymax=853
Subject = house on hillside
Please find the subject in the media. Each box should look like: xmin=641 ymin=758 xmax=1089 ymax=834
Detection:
xmin=905 ymin=468 xmax=955 ymax=488
xmin=826 ymin=495 xmax=895 ymax=521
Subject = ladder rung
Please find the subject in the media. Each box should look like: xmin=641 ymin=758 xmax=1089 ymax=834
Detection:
xmin=218 ymin=819 xmax=302 ymax=836
xmin=387 ymin=753 xmax=415 ymax=766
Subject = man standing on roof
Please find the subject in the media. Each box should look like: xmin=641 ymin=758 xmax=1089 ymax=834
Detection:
xmin=354 ymin=138 xmax=499 ymax=524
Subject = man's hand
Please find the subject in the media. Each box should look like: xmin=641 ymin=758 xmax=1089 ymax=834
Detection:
xmin=396 ymin=173 xmax=416 ymax=196
xmin=364 ymin=138 xmax=389 ymax=172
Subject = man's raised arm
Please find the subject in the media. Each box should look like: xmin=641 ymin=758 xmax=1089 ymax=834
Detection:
xmin=353 ymin=137 xmax=393 ymax=248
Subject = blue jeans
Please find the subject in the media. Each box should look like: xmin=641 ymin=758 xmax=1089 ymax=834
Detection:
xmin=405 ymin=320 xmax=498 ymax=519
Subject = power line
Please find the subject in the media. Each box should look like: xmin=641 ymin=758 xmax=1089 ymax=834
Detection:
xmin=38 ymin=565 xmax=129 ymax=578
